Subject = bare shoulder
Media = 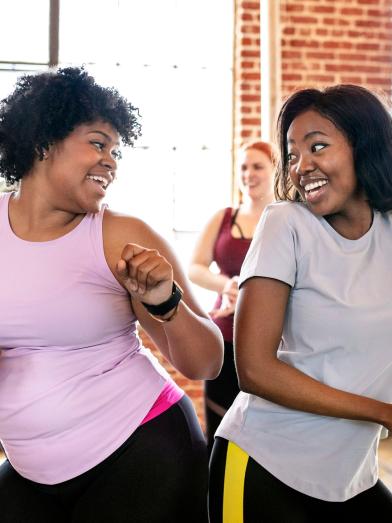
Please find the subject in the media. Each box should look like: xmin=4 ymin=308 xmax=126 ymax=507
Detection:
xmin=103 ymin=208 xmax=180 ymax=275
xmin=198 ymin=207 xmax=229 ymax=239
xmin=102 ymin=208 xmax=208 ymax=317
xmin=209 ymin=207 xmax=229 ymax=227
xmin=103 ymin=209 xmax=160 ymax=250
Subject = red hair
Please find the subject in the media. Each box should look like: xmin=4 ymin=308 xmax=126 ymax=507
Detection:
xmin=240 ymin=140 xmax=277 ymax=164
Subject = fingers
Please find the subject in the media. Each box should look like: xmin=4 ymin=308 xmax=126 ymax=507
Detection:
xmin=116 ymin=243 xmax=173 ymax=296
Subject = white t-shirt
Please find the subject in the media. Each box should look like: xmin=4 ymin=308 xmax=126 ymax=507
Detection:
xmin=216 ymin=201 xmax=392 ymax=501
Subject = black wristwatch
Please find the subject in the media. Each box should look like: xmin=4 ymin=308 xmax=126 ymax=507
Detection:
xmin=141 ymin=281 xmax=183 ymax=316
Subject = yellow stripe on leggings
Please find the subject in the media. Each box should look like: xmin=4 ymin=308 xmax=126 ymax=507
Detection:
xmin=223 ymin=441 xmax=249 ymax=523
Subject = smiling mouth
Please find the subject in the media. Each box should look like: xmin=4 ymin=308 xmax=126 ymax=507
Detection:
xmin=86 ymin=175 xmax=109 ymax=190
xmin=304 ymin=180 xmax=328 ymax=193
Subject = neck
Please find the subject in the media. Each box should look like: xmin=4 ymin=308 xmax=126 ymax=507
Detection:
xmin=9 ymin=179 xmax=82 ymax=241
xmin=325 ymin=203 xmax=373 ymax=240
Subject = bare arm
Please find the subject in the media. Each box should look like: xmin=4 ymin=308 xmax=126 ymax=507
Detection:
xmin=188 ymin=209 xmax=230 ymax=293
xmin=235 ymin=276 xmax=392 ymax=430
xmin=104 ymin=211 xmax=224 ymax=380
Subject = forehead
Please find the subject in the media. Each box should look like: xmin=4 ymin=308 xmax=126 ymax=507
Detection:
xmin=287 ymin=109 xmax=342 ymax=143
xmin=239 ymin=148 xmax=271 ymax=164
xmin=71 ymin=120 xmax=120 ymax=145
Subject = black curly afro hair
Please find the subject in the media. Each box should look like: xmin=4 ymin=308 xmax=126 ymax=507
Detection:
xmin=0 ymin=66 xmax=141 ymax=184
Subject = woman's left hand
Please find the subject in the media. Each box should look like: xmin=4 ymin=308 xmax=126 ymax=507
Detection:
xmin=116 ymin=243 xmax=173 ymax=305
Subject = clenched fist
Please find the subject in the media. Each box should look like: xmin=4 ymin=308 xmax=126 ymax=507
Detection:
xmin=116 ymin=243 xmax=173 ymax=305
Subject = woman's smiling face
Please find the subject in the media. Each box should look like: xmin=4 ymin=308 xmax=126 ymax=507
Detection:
xmin=287 ymin=109 xmax=363 ymax=219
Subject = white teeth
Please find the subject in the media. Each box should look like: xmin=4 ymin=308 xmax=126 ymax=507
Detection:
xmin=304 ymin=180 xmax=328 ymax=192
xmin=87 ymin=175 xmax=108 ymax=189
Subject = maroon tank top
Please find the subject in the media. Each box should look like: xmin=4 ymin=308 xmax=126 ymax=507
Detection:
xmin=212 ymin=207 xmax=252 ymax=341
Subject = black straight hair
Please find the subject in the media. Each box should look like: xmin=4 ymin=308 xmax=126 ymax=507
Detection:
xmin=275 ymin=84 xmax=392 ymax=212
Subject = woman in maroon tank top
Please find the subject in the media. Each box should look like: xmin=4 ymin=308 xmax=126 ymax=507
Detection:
xmin=189 ymin=141 xmax=276 ymax=452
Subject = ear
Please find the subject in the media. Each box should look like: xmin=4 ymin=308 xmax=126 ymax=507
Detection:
xmin=35 ymin=145 xmax=50 ymax=161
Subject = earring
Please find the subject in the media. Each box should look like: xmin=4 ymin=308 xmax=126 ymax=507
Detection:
xmin=42 ymin=152 xmax=48 ymax=160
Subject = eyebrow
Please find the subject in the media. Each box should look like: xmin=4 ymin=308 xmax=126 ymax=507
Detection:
xmin=88 ymin=130 xmax=120 ymax=147
xmin=288 ymin=130 xmax=329 ymax=144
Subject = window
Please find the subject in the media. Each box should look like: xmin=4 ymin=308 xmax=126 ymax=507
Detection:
xmin=0 ymin=0 xmax=234 ymax=307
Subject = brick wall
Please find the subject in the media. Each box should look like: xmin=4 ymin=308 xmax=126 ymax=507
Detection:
xmin=234 ymin=0 xmax=392 ymax=143
xmin=280 ymin=0 xmax=392 ymax=98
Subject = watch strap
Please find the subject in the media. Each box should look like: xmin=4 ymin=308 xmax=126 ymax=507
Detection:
xmin=142 ymin=281 xmax=183 ymax=316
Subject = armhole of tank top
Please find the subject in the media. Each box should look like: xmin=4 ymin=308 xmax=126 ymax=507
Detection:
xmin=89 ymin=205 xmax=127 ymax=293
xmin=0 ymin=192 xmax=13 ymax=236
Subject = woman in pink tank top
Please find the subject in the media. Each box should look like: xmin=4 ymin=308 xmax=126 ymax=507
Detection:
xmin=0 ymin=67 xmax=223 ymax=523
xmin=189 ymin=141 xmax=275 ymax=452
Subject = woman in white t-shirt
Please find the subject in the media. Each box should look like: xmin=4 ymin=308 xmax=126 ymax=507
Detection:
xmin=209 ymin=84 xmax=392 ymax=522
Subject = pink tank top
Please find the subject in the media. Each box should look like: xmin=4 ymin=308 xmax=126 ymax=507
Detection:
xmin=0 ymin=193 xmax=182 ymax=484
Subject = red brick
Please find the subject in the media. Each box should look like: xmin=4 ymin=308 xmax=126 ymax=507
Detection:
xmin=241 ymin=118 xmax=261 ymax=126
xmin=240 ymin=37 xmax=252 ymax=46
xmin=340 ymin=8 xmax=364 ymax=16
xmin=241 ymin=2 xmax=259 ymax=10
xmin=358 ymin=0 xmax=384 ymax=4
xmin=367 ymin=9 xmax=391 ymax=17
xmin=355 ymin=20 xmax=382 ymax=28
xmin=366 ymin=76 xmax=392 ymax=86
xmin=356 ymin=42 xmax=381 ymax=50
xmin=241 ymin=49 xmax=260 ymax=58
xmin=241 ymin=61 xmax=255 ymax=69
xmin=316 ymin=29 xmax=329 ymax=36
xmin=290 ymin=39 xmax=320 ymax=48
xmin=240 ymin=105 xmax=252 ymax=113
xmin=338 ymin=53 xmax=369 ymax=61
xmin=306 ymin=51 xmax=335 ymax=60
xmin=290 ymin=16 xmax=318 ymax=24
xmin=285 ymin=4 xmax=304 ymax=12
xmin=240 ymin=94 xmax=260 ymax=103
xmin=241 ymin=13 xmax=253 ymax=21
xmin=283 ymin=73 xmax=303 ymax=82
xmin=309 ymin=5 xmax=336 ymax=14
xmin=369 ymin=55 xmax=392 ymax=64
xmin=340 ymin=76 xmax=363 ymax=84
xmin=240 ymin=24 xmax=260 ymax=34
xmin=347 ymin=30 xmax=374 ymax=39
xmin=323 ymin=41 xmax=353 ymax=49
xmin=282 ymin=50 xmax=302 ymax=59
xmin=306 ymin=74 xmax=335 ymax=83
xmin=241 ymin=72 xmax=261 ymax=81
xmin=325 ymin=64 xmax=381 ymax=74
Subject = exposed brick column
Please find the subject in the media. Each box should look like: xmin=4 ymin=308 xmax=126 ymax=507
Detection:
xmin=234 ymin=0 xmax=262 ymax=148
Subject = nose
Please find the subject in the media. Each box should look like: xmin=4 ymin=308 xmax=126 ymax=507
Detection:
xmin=101 ymin=151 xmax=117 ymax=174
xmin=295 ymin=153 xmax=316 ymax=176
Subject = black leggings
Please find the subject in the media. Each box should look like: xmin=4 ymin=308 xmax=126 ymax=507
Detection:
xmin=0 ymin=395 xmax=208 ymax=523
xmin=209 ymin=437 xmax=392 ymax=522
xmin=205 ymin=341 xmax=240 ymax=454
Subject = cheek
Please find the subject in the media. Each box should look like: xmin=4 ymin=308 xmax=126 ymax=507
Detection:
xmin=289 ymin=168 xmax=300 ymax=189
